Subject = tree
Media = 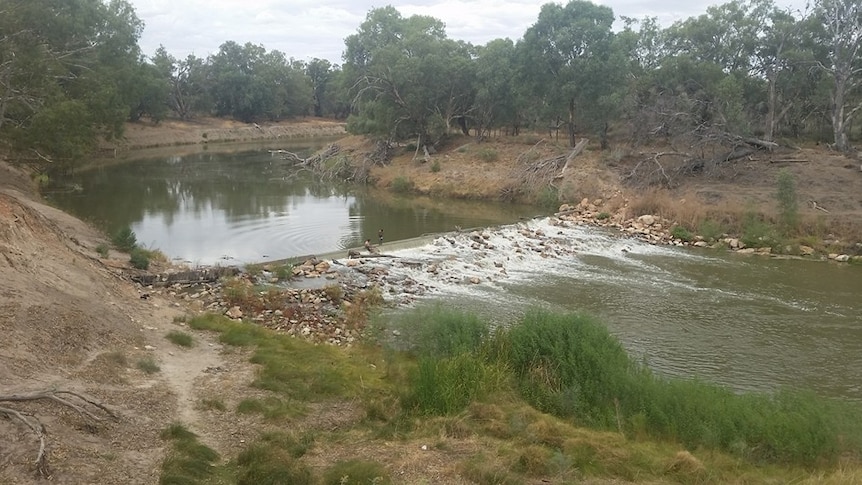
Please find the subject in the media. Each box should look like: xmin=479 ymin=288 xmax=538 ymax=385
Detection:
xmin=343 ymin=7 xmax=475 ymax=146
xmin=0 ymin=0 xmax=144 ymax=163
xmin=520 ymin=0 xmax=620 ymax=147
xmin=813 ymin=0 xmax=862 ymax=151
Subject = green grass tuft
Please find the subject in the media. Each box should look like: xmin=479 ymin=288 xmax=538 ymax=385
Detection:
xmin=137 ymin=357 xmax=160 ymax=374
xmin=165 ymin=330 xmax=194 ymax=347
xmin=322 ymin=459 xmax=392 ymax=485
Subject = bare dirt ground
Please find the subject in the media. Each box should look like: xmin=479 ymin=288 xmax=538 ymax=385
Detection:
xmin=2 ymin=119 xmax=861 ymax=484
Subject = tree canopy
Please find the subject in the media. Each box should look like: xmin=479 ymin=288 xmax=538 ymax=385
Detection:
xmin=3 ymin=0 xmax=862 ymax=167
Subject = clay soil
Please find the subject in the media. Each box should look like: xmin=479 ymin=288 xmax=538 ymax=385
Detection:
xmin=1 ymin=118 xmax=861 ymax=484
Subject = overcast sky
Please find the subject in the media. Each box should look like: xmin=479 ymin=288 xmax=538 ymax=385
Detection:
xmin=130 ymin=0 xmax=809 ymax=64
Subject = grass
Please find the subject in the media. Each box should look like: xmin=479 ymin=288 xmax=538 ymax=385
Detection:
xmin=476 ymin=147 xmax=499 ymax=163
xmin=159 ymin=423 xmax=220 ymax=484
xmin=163 ymin=308 xmax=862 ymax=484
xmin=136 ymin=356 xmax=160 ymax=374
xmin=165 ymin=330 xmax=193 ymax=347
xmin=188 ymin=314 xmax=382 ymax=403
xmin=197 ymin=398 xmax=226 ymax=411
xmin=323 ymin=459 xmax=391 ymax=485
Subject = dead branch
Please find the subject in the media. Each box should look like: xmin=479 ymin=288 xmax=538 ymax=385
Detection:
xmin=556 ymin=138 xmax=589 ymax=179
xmin=622 ymin=151 xmax=687 ymax=188
xmin=1 ymin=389 xmax=118 ymax=479
xmin=808 ymin=200 xmax=830 ymax=213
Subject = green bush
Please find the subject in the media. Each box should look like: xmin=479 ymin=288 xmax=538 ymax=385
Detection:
xmin=112 ymin=226 xmax=138 ymax=252
xmin=130 ymin=248 xmax=150 ymax=269
xmin=430 ymin=159 xmax=441 ymax=172
xmin=596 ymin=212 xmax=611 ymax=220
xmin=323 ymin=459 xmax=391 ymax=485
xmin=776 ymin=169 xmax=799 ymax=234
xmin=670 ymin=225 xmax=694 ymax=242
xmin=740 ymin=211 xmax=780 ymax=249
xmin=698 ymin=219 xmax=725 ymax=242
xmin=390 ymin=176 xmax=414 ymax=193
xmin=537 ymin=187 xmax=559 ymax=210
xmin=96 ymin=243 xmax=110 ymax=258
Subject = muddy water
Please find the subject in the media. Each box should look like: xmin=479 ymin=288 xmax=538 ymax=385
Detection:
xmin=48 ymin=142 xmax=540 ymax=265
xmin=49 ymin=145 xmax=862 ymax=401
xmin=382 ymin=219 xmax=862 ymax=401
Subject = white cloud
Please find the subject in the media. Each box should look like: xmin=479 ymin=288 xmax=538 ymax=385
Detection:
xmin=130 ymin=0 xmax=810 ymax=63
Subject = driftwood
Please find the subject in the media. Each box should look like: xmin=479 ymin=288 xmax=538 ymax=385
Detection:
xmin=1 ymin=390 xmax=118 ymax=478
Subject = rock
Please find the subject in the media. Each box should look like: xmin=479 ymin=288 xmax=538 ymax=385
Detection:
xmin=693 ymin=241 xmax=708 ymax=248
xmin=226 ymin=306 xmax=243 ymax=319
xmin=737 ymin=248 xmax=756 ymax=254
xmin=144 ymin=345 xmax=156 ymax=351
xmin=637 ymin=214 xmax=656 ymax=226
xmin=835 ymin=254 xmax=850 ymax=262
xmin=346 ymin=259 xmax=359 ymax=267
xmin=468 ymin=276 xmax=481 ymax=284
xmin=578 ymin=197 xmax=590 ymax=208
xmin=799 ymin=245 xmax=815 ymax=256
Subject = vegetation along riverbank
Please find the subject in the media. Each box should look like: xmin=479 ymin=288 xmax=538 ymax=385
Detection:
xmin=3 ymin=0 xmax=862 ymax=483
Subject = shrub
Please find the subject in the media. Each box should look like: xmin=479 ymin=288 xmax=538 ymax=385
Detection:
xmin=112 ymin=226 xmax=138 ymax=252
xmin=596 ymin=212 xmax=611 ymax=220
xmin=96 ymin=243 xmax=110 ymax=258
xmin=670 ymin=225 xmax=694 ymax=242
xmin=323 ymin=459 xmax=391 ymax=485
xmin=166 ymin=330 xmax=193 ymax=347
xmin=476 ymin=147 xmax=499 ymax=162
xmin=395 ymin=305 xmax=489 ymax=359
xmin=698 ymin=219 xmax=725 ymax=242
xmin=740 ymin=210 xmax=780 ymax=249
xmin=129 ymin=248 xmax=150 ymax=269
xmin=430 ymin=159 xmax=441 ymax=172
xmin=390 ymin=176 xmax=414 ymax=193
xmin=776 ymin=169 xmax=799 ymax=234
xmin=537 ymin=187 xmax=559 ymax=210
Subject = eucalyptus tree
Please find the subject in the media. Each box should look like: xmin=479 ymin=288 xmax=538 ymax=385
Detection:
xmin=151 ymin=47 xmax=212 ymax=119
xmin=473 ymin=38 xmax=523 ymax=136
xmin=0 ymin=0 xmax=145 ymax=163
xmin=343 ymin=6 xmax=476 ymax=146
xmin=208 ymin=41 xmax=312 ymax=122
xmin=812 ymin=0 xmax=862 ymax=151
xmin=306 ymin=58 xmax=334 ymax=117
xmin=519 ymin=0 xmax=622 ymax=147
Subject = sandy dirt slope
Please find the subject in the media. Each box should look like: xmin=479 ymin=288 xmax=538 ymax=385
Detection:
xmin=0 ymin=162 xmax=258 ymax=483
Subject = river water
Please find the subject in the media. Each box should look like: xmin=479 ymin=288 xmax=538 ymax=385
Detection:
xmin=49 ymin=142 xmax=862 ymax=401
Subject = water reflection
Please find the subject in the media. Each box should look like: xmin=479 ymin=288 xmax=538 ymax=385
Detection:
xmin=49 ymin=143 xmax=539 ymax=264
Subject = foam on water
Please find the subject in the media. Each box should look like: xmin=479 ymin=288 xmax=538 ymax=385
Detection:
xmin=379 ymin=216 xmax=704 ymax=304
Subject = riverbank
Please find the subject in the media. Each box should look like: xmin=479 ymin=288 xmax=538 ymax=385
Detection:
xmin=3 ymin=126 xmax=862 ymax=482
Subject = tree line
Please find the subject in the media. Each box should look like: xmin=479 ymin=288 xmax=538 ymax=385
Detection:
xmin=1 ymin=0 xmax=861 ymax=167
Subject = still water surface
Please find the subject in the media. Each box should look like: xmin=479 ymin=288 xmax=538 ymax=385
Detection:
xmin=50 ymin=142 xmax=540 ymax=264
xmin=49 ymin=142 xmax=862 ymax=401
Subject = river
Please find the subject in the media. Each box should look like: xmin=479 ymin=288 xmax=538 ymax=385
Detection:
xmin=48 ymin=142 xmax=862 ymax=401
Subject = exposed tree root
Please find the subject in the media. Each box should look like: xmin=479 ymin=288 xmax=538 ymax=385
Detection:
xmin=1 ymin=390 xmax=118 ymax=479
